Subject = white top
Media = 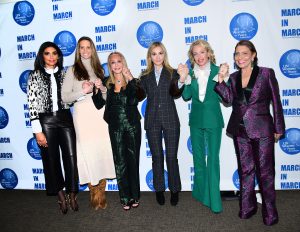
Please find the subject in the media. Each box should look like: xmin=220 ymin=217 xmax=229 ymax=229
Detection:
xmin=194 ymin=63 xmax=210 ymax=102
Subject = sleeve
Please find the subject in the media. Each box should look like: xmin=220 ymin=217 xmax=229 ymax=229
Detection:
xmin=61 ymin=67 xmax=85 ymax=103
xmin=214 ymin=77 xmax=233 ymax=104
xmin=126 ymin=78 xmax=146 ymax=101
xmin=268 ymin=68 xmax=285 ymax=134
xmin=27 ymin=71 xmax=42 ymax=133
xmin=170 ymin=70 xmax=184 ymax=99
xmin=181 ymin=69 xmax=193 ymax=101
xmin=92 ymin=90 xmax=106 ymax=110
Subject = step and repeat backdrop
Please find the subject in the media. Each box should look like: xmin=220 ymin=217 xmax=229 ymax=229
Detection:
xmin=0 ymin=0 xmax=299 ymax=192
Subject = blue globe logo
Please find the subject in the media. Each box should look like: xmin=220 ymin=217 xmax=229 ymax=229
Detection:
xmin=0 ymin=106 xmax=9 ymax=129
xmin=136 ymin=21 xmax=163 ymax=48
xmin=79 ymin=183 xmax=88 ymax=191
xmin=187 ymin=137 xmax=193 ymax=154
xmin=279 ymin=49 xmax=300 ymax=78
xmin=54 ymin=31 xmax=76 ymax=56
xmin=13 ymin=1 xmax=35 ymax=26
xmin=102 ymin=63 xmax=109 ymax=77
xmin=91 ymin=0 xmax=116 ymax=16
xmin=182 ymin=0 xmax=205 ymax=6
xmin=141 ymin=99 xmax=147 ymax=118
xmin=0 ymin=168 xmax=18 ymax=189
xmin=27 ymin=137 xmax=41 ymax=160
xmin=146 ymin=169 xmax=168 ymax=191
xmin=279 ymin=128 xmax=300 ymax=155
xmin=229 ymin=13 xmax=258 ymax=40
xmin=19 ymin=70 xmax=31 ymax=94
xmin=232 ymin=169 xmax=240 ymax=189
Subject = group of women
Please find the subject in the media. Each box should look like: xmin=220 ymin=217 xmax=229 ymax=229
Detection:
xmin=27 ymin=37 xmax=285 ymax=226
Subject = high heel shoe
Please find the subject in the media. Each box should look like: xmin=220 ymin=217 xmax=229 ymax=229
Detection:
xmin=130 ymin=199 xmax=140 ymax=208
xmin=122 ymin=202 xmax=131 ymax=211
xmin=170 ymin=191 xmax=179 ymax=206
xmin=156 ymin=191 xmax=165 ymax=205
xmin=68 ymin=193 xmax=79 ymax=212
xmin=57 ymin=190 xmax=68 ymax=214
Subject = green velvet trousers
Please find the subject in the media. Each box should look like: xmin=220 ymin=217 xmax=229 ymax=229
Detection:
xmin=109 ymin=122 xmax=141 ymax=205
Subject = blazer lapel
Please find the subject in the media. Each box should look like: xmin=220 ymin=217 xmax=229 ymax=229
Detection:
xmin=235 ymin=70 xmax=247 ymax=104
xmin=149 ymin=70 xmax=158 ymax=88
xmin=247 ymin=65 xmax=260 ymax=102
xmin=157 ymin=67 xmax=170 ymax=87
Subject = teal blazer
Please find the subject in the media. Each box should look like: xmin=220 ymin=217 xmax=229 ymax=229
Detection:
xmin=182 ymin=63 xmax=224 ymax=129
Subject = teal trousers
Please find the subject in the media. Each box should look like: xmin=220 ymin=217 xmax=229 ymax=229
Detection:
xmin=190 ymin=127 xmax=223 ymax=213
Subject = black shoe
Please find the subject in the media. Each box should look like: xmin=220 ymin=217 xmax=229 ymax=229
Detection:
xmin=170 ymin=191 xmax=179 ymax=206
xmin=68 ymin=193 xmax=79 ymax=212
xmin=156 ymin=191 xmax=165 ymax=205
xmin=57 ymin=190 xmax=68 ymax=214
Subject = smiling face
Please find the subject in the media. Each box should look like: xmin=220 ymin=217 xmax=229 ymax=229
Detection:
xmin=43 ymin=47 xmax=58 ymax=69
xmin=192 ymin=45 xmax=209 ymax=68
xmin=150 ymin=46 xmax=165 ymax=68
xmin=109 ymin=53 xmax=124 ymax=75
xmin=234 ymin=45 xmax=256 ymax=70
xmin=79 ymin=40 xmax=92 ymax=59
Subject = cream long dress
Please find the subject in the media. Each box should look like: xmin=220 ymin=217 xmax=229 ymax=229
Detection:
xmin=62 ymin=58 xmax=115 ymax=185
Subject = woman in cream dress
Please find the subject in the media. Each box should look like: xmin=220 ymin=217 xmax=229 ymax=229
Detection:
xmin=62 ymin=36 xmax=115 ymax=210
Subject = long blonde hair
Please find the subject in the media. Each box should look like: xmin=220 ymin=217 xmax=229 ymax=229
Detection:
xmin=142 ymin=41 xmax=173 ymax=76
xmin=106 ymin=51 xmax=128 ymax=88
xmin=188 ymin=39 xmax=216 ymax=68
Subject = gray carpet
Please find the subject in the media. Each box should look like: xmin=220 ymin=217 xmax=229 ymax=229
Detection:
xmin=0 ymin=190 xmax=299 ymax=232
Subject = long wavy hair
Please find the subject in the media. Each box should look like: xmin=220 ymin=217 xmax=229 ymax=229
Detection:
xmin=141 ymin=41 xmax=173 ymax=77
xmin=106 ymin=51 xmax=128 ymax=89
xmin=188 ymin=39 xmax=216 ymax=68
xmin=34 ymin=41 xmax=63 ymax=71
xmin=73 ymin=36 xmax=104 ymax=81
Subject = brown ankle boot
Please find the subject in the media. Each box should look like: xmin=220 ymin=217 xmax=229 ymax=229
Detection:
xmin=98 ymin=179 xmax=107 ymax=209
xmin=88 ymin=183 xmax=100 ymax=210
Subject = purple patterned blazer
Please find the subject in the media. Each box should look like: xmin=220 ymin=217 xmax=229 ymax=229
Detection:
xmin=214 ymin=66 xmax=285 ymax=139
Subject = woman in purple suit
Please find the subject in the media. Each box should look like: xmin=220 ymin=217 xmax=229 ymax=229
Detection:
xmin=215 ymin=40 xmax=285 ymax=226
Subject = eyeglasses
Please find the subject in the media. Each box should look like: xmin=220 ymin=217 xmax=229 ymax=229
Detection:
xmin=43 ymin=51 xmax=58 ymax=56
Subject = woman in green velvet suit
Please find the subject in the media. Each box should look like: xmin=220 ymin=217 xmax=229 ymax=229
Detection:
xmin=103 ymin=52 xmax=144 ymax=211
xmin=177 ymin=40 xmax=224 ymax=213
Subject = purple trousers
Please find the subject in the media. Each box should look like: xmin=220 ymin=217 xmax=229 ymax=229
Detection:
xmin=233 ymin=126 xmax=278 ymax=226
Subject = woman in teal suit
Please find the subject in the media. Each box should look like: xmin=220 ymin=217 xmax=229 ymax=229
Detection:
xmin=178 ymin=39 xmax=224 ymax=213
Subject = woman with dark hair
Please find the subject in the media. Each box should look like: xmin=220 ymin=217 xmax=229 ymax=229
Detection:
xmin=62 ymin=36 xmax=115 ymax=210
xmin=177 ymin=39 xmax=224 ymax=213
xmin=139 ymin=42 xmax=183 ymax=206
xmin=99 ymin=51 xmax=144 ymax=210
xmin=27 ymin=41 xmax=79 ymax=214
xmin=215 ymin=40 xmax=285 ymax=225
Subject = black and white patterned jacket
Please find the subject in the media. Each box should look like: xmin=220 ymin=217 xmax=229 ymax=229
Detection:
xmin=27 ymin=68 xmax=70 ymax=122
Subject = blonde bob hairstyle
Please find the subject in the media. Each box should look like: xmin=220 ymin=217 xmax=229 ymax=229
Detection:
xmin=106 ymin=51 xmax=128 ymax=88
xmin=142 ymin=41 xmax=173 ymax=76
xmin=188 ymin=39 xmax=216 ymax=68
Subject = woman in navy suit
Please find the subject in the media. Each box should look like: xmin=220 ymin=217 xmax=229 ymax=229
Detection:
xmin=140 ymin=42 xmax=183 ymax=206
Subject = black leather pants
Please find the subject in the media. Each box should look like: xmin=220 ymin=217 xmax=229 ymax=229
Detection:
xmin=39 ymin=109 xmax=78 ymax=195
